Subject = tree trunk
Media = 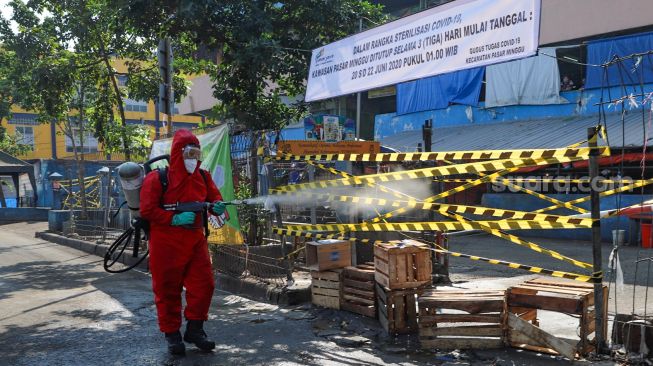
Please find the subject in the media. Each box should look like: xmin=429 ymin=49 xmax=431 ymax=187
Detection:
xmin=76 ymin=92 xmax=88 ymax=219
xmin=97 ymin=36 xmax=130 ymax=160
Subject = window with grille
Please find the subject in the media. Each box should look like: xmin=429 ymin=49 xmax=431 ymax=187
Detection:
xmin=15 ymin=126 xmax=35 ymax=150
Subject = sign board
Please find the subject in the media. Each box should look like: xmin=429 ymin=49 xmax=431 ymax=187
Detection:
xmin=279 ymin=140 xmax=380 ymax=155
xmin=305 ymin=0 xmax=541 ymax=102
xmin=304 ymin=114 xmax=356 ymax=142
xmin=368 ymin=85 xmax=397 ymax=99
xmin=150 ymin=125 xmax=243 ymax=244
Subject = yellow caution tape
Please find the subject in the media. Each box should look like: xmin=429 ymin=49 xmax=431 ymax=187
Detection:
xmin=273 ymin=154 xmax=604 ymax=193
xmin=300 ymin=159 xmax=409 ymax=200
xmin=433 ymin=178 xmax=629 ymax=184
xmin=272 ymin=227 xmax=599 ymax=283
xmin=282 ymin=219 xmax=589 ymax=233
xmin=363 ymin=168 xmax=519 ymax=224
xmin=440 ymin=211 xmax=592 ymax=270
xmin=267 ymin=146 xmax=608 ymax=163
xmin=276 ymin=191 xmax=593 ymax=227
xmin=534 ymin=178 xmax=653 ymax=213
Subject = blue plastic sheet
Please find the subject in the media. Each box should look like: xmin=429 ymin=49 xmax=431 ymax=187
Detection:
xmin=396 ymin=67 xmax=484 ymax=115
xmin=586 ymin=32 xmax=653 ymax=89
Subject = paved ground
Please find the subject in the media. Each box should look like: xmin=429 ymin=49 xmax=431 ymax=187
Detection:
xmin=447 ymin=233 xmax=653 ymax=317
xmin=0 ymin=222 xmax=646 ymax=365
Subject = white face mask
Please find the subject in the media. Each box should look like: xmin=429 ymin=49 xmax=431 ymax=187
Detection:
xmin=184 ymin=159 xmax=198 ymax=174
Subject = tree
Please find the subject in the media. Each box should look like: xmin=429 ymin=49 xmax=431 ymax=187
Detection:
xmin=115 ymin=0 xmax=386 ymax=130
xmin=0 ymin=22 xmax=32 ymax=156
xmin=1 ymin=0 xmax=189 ymax=215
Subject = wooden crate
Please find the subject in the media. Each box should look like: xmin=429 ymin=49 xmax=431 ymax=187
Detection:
xmin=376 ymin=283 xmax=424 ymax=334
xmin=374 ymin=240 xmax=432 ymax=290
xmin=306 ymin=240 xmax=352 ymax=271
xmin=418 ymin=289 xmax=507 ymax=350
xmin=507 ymin=277 xmax=609 ymax=358
xmin=311 ymin=269 xmax=342 ymax=310
xmin=341 ymin=262 xmax=376 ymax=318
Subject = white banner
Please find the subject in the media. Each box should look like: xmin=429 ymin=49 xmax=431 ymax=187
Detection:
xmin=305 ymin=0 xmax=541 ymax=102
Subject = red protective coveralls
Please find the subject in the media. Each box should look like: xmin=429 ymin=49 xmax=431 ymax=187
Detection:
xmin=140 ymin=129 xmax=222 ymax=333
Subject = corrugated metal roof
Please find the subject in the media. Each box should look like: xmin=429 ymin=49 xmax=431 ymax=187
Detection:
xmin=381 ymin=111 xmax=647 ymax=152
xmin=0 ymin=151 xmax=32 ymax=173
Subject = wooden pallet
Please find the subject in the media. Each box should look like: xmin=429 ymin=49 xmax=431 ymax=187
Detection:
xmin=507 ymin=277 xmax=609 ymax=359
xmin=311 ymin=269 xmax=342 ymax=310
xmin=377 ymin=283 xmax=424 ymax=334
xmin=341 ymin=262 xmax=376 ymax=318
xmin=374 ymin=240 xmax=432 ymax=290
xmin=418 ymin=289 xmax=507 ymax=350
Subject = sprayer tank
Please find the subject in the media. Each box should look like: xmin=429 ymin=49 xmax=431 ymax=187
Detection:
xmin=118 ymin=162 xmax=144 ymax=218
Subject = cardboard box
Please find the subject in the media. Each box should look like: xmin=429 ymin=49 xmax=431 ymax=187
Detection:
xmin=305 ymin=240 xmax=352 ymax=271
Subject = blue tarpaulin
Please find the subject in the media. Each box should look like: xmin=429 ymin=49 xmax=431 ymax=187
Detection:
xmin=396 ymin=67 xmax=484 ymax=115
xmin=586 ymin=31 xmax=653 ymax=89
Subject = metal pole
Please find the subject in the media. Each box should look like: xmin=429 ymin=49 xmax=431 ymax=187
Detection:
xmin=155 ymin=99 xmax=160 ymax=139
xmin=266 ymin=161 xmax=293 ymax=283
xmin=355 ymin=18 xmax=362 ymax=139
xmin=101 ymin=168 xmax=112 ymax=243
xmin=248 ymin=133 xmax=259 ymax=245
xmin=308 ymin=165 xmax=316 ymax=225
xmin=588 ymin=127 xmax=605 ymax=352
xmin=423 ymin=119 xmax=432 ymax=152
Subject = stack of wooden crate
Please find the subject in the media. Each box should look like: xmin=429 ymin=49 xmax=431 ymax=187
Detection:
xmin=307 ymin=240 xmax=352 ymax=310
xmin=374 ymin=240 xmax=432 ymax=334
xmin=310 ymin=269 xmax=343 ymax=310
xmin=341 ymin=262 xmax=377 ymax=317
xmin=418 ymin=289 xmax=507 ymax=350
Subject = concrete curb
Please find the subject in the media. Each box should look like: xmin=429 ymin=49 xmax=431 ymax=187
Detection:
xmin=35 ymin=231 xmax=150 ymax=271
xmin=36 ymin=231 xmax=311 ymax=306
xmin=215 ymin=273 xmax=311 ymax=306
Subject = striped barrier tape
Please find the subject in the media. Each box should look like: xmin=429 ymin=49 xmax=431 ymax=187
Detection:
xmin=364 ymin=168 xmax=520 ymax=224
xmin=299 ymin=159 xmax=409 ymax=201
xmin=440 ymin=211 xmax=592 ymax=270
xmin=360 ymin=137 xmax=600 ymax=221
xmin=272 ymin=227 xmax=600 ymax=283
xmin=433 ymin=178 xmax=632 ymax=184
xmin=534 ymin=178 xmax=653 ymax=213
xmin=272 ymin=154 xmax=603 ymax=193
xmin=282 ymin=219 xmax=590 ymax=233
xmin=437 ymin=158 xmax=588 ymax=214
xmin=274 ymin=191 xmax=593 ymax=227
xmin=267 ymin=146 xmax=608 ymax=163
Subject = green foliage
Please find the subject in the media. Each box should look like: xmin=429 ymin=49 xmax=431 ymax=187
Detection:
xmin=0 ymin=125 xmax=31 ymax=156
xmin=233 ymin=172 xmax=266 ymax=245
xmin=1 ymin=0 xmax=198 ymax=156
xmin=116 ymin=0 xmax=386 ymax=130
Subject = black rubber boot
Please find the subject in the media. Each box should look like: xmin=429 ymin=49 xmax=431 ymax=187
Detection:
xmin=184 ymin=320 xmax=215 ymax=351
xmin=165 ymin=331 xmax=186 ymax=355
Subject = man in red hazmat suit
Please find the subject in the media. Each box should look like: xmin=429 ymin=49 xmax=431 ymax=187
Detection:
xmin=140 ymin=129 xmax=225 ymax=355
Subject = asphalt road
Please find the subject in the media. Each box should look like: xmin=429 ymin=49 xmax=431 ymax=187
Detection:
xmin=0 ymin=222 xmax=437 ymax=366
xmin=0 ymin=222 xmax=635 ymax=365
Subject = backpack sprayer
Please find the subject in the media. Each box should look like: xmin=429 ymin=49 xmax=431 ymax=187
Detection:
xmin=103 ymin=155 xmax=247 ymax=273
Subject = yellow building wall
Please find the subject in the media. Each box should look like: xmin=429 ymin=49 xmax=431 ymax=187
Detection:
xmin=4 ymin=59 xmax=203 ymax=161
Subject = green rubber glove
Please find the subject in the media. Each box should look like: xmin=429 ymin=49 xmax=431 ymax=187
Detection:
xmin=211 ymin=201 xmax=226 ymax=215
xmin=171 ymin=212 xmax=196 ymax=226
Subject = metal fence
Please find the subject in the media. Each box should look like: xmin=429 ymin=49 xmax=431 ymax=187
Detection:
xmin=62 ymin=206 xmax=131 ymax=243
xmin=211 ymin=243 xmax=294 ymax=287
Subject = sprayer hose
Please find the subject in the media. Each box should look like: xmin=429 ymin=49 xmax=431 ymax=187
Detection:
xmin=103 ymin=226 xmax=149 ymax=273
